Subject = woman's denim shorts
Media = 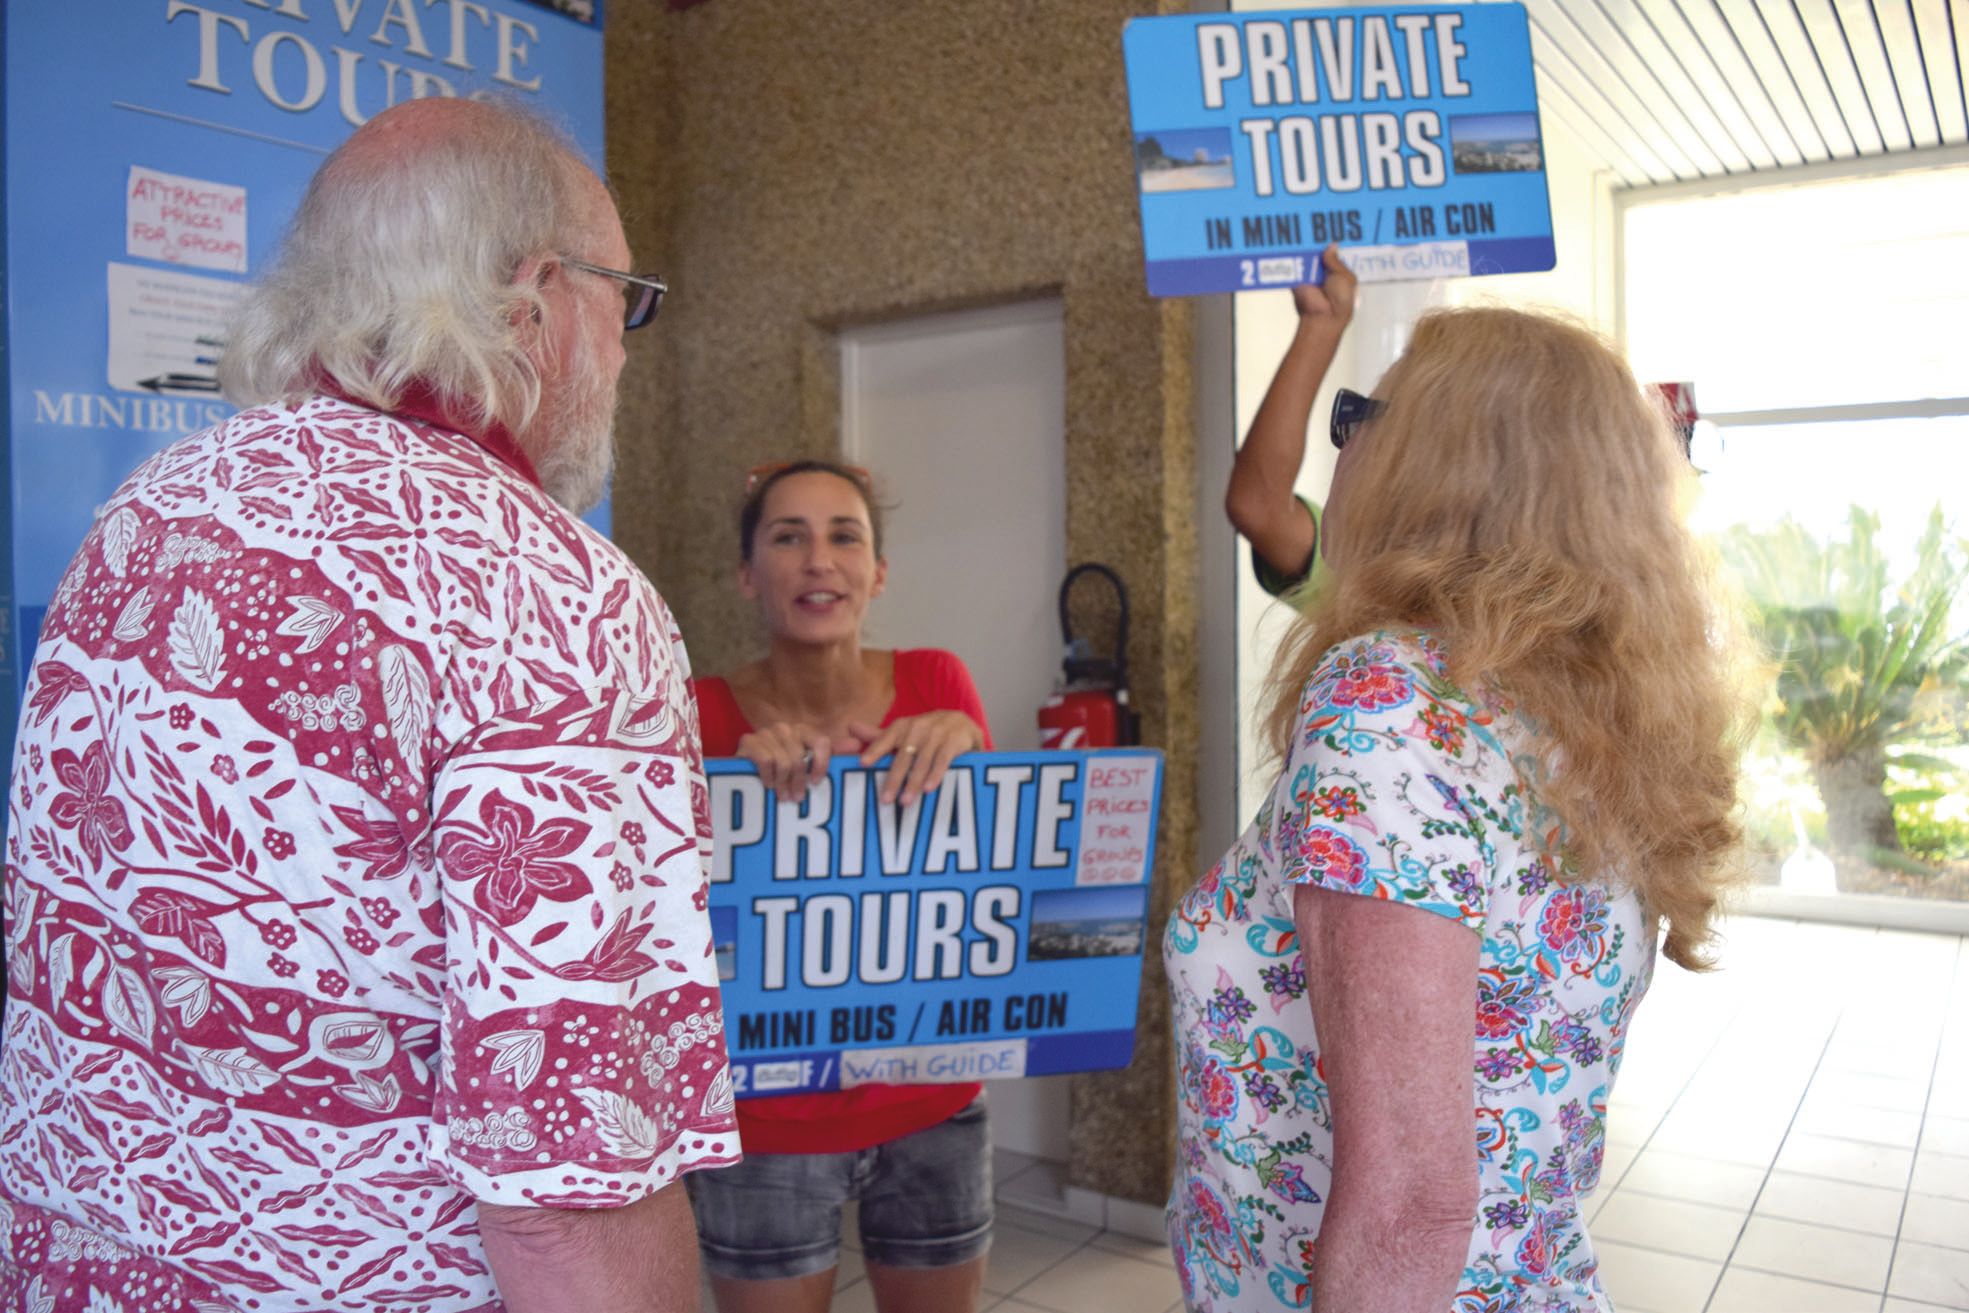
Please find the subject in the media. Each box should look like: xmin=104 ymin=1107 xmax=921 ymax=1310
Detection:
xmin=686 ymin=1095 xmax=993 ymax=1281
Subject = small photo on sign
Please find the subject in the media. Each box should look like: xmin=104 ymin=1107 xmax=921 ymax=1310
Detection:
xmin=1028 ymin=886 xmax=1148 ymax=961
xmin=1136 ymin=128 xmax=1236 ymax=193
xmin=711 ymin=906 xmax=738 ymax=983
xmin=1450 ymin=113 xmax=1544 ymax=174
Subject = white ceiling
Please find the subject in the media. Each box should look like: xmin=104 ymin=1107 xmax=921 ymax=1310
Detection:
xmin=1513 ymin=0 xmax=1969 ymax=186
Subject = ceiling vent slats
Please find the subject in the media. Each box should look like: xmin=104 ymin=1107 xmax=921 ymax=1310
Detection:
xmin=1826 ymin=0 xmax=1918 ymax=150
xmin=1872 ymin=0 xmax=1945 ymax=145
xmin=1536 ymin=64 xmax=1667 ymax=179
xmin=1636 ymin=0 xmax=1794 ymax=166
xmin=1605 ymin=0 xmax=1767 ymax=169
xmin=1757 ymin=0 xmax=1877 ymax=154
xmin=1526 ymin=0 xmax=1718 ymax=174
xmin=1707 ymin=0 xmax=1846 ymax=161
xmin=1909 ymin=0 xmax=1968 ymax=143
xmin=1526 ymin=15 xmax=1692 ymax=178
xmin=1491 ymin=0 xmax=1964 ymax=184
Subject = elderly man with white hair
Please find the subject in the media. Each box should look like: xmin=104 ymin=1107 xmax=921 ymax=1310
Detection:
xmin=0 ymin=97 xmax=735 ymax=1313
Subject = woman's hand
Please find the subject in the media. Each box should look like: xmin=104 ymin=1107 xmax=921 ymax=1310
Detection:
xmin=1289 ymin=244 xmax=1358 ymax=332
xmin=734 ymin=722 xmax=841 ymax=802
xmin=851 ymin=711 xmax=986 ymax=806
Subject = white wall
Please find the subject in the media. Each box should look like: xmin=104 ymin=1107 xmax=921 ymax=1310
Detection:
xmin=840 ymin=299 xmax=1067 ymax=754
xmin=838 ymin=299 xmax=1074 ymax=1161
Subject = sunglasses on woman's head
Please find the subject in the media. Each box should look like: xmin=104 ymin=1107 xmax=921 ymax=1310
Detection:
xmin=744 ymin=462 xmax=874 ymax=495
xmin=1331 ymin=388 xmax=1384 ymax=450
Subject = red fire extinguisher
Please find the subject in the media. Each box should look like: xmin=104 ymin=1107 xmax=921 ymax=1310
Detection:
xmin=1037 ymin=563 xmax=1138 ymax=749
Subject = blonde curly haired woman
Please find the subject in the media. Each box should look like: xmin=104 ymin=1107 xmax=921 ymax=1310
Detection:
xmin=1166 ymin=279 xmax=1747 ymax=1313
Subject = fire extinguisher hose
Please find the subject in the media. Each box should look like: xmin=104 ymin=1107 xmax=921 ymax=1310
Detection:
xmin=1058 ymin=562 xmax=1138 ymax=745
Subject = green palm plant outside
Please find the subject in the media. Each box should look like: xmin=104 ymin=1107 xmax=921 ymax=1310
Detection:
xmin=1720 ymin=505 xmax=1969 ymax=869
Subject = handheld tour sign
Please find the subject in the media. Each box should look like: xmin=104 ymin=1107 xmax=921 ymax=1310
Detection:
xmin=707 ymin=749 xmax=1164 ymax=1098
xmin=1121 ymin=4 xmax=1556 ymax=295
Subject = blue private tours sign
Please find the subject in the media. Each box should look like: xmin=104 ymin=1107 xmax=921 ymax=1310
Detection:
xmin=0 ymin=1 xmax=606 ymax=782
xmin=706 ymin=749 xmax=1165 ymax=1098
xmin=1121 ymin=4 xmax=1556 ymax=295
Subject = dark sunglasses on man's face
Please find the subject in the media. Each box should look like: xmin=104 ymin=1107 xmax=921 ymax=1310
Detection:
xmin=1331 ymin=388 xmax=1384 ymax=451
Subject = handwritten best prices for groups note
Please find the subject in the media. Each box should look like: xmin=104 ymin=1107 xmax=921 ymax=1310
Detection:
xmin=1075 ymin=757 xmax=1158 ymax=885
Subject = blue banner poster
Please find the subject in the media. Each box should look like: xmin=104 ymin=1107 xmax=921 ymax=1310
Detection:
xmin=1121 ymin=4 xmax=1555 ymax=295
xmin=0 ymin=1 xmax=606 ymax=776
xmin=707 ymin=749 xmax=1164 ymax=1099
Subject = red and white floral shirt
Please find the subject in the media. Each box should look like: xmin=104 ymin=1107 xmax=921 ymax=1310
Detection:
xmin=0 ymin=394 xmax=740 ymax=1313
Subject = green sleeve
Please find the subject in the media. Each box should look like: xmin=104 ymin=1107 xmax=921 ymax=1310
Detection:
xmin=1250 ymin=497 xmax=1327 ymax=607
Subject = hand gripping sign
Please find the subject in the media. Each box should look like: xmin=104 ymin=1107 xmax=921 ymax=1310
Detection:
xmin=1122 ymin=4 xmax=1556 ymax=294
xmin=707 ymin=749 xmax=1163 ymax=1098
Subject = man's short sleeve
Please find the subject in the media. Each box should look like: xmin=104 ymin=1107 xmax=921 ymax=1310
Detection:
xmin=1267 ymin=631 xmax=1495 ymax=932
xmin=426 ymin=686 xmax=739 ymax=1207
xmin=1251 ymin=496 xmax=1328 ymax=604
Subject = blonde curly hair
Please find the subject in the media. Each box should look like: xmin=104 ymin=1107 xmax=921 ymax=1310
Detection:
xmin=1264 ymin=306 xmax=1751 ymax=969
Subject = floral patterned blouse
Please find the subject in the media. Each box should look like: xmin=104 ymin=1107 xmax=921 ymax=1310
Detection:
xmin=1165 ymin=630 xmax=1653 ymax=1312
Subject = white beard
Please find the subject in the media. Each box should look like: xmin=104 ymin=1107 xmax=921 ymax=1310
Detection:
xmin=524 ymin=320 xmax=617 ymax=515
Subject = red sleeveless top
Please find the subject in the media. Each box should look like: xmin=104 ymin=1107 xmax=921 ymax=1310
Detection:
xmin=692 ymin=649 xmax=992 ymax=1154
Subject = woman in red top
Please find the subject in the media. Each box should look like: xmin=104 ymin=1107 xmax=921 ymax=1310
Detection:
xmin=687 ymin=460 xmax=994 ymax=1313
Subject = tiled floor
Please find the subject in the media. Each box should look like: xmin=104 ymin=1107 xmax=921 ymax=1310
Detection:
xmin=822 ymin=915 xmax=1969 ymax=1312
xmin=826 ymin=1197 xmax=1185 ymax=1313
xmin=1573 ymin=916 xmax=1969 ymax=1312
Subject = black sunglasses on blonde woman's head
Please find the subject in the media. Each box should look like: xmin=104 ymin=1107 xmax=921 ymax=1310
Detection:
xmin=1331 ymin=388 xmax=1384 ymax=450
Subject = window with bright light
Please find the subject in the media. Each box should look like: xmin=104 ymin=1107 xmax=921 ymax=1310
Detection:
xmin=1625 ymin=166 xmax=1969 ymax=906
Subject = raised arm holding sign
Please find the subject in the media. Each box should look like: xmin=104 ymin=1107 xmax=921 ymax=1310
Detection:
xmin=1226 ymin=243 xmax=1360 ymax=598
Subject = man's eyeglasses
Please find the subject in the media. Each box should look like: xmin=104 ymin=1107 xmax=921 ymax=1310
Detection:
xmin=561 ymin=257 xmax=667 ymax=331
xmin=1331 ymin=388 xmax=1384 ymax=450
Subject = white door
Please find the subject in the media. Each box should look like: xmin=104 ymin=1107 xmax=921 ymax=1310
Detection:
xmin=839 ymin=298 xmax=1071 ymax=1162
